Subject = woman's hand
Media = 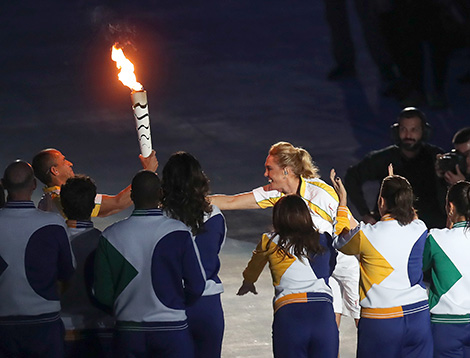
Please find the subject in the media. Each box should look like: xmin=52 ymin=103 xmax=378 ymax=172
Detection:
xmin=237 ymin=280 xmax=258 ymax=296
xmin=330 ymin=169 xmax=347 ymax=207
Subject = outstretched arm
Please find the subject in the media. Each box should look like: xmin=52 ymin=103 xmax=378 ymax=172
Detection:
xmin=98 ymin=187 xmax=132 ymax=217
xmin=97 ymin=151 xmax=159 ymax=217
xmin=209 ymin=192 xmax=260 ymax=210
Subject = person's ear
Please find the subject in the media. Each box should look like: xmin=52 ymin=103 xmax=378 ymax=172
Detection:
xmin=50 ymin=166 xmax=59 ymax=176
xmin=448 ymin=202 xmax=456 ymax=220
xmin=378 ymin=196 xmax=386 ymax=215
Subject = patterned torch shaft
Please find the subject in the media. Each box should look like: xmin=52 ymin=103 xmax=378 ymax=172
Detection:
xmin=131 ymin=90 xmax=153 ymax=158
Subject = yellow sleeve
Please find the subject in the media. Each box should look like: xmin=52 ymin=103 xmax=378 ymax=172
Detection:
xmin=335 ymin=206 xmax=351 ymax=235
xmin=91 ymin=194 xmax=103 ymax=218
xmin=334 ymin=205 xmax=363 ymax=256
xmin=242 ymin=234 xmax=271 ymax=283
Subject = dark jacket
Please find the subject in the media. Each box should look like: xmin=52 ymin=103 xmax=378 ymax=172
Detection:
xmin=344 ymin=143 xmax=447 ymax=229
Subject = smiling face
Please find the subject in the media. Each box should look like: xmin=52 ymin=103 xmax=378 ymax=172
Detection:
xmin=398 ymin=117 xmax=424 ymax=151
xmin=264 ymin=155 xmax=289 ymax=193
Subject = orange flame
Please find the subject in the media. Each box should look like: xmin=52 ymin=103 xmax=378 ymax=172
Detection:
xmin=111 ymin=45 xmax=143 ymax=91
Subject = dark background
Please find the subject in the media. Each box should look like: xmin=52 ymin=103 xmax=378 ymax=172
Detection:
xmin=1 ymin=0 xmax=468 ymax=240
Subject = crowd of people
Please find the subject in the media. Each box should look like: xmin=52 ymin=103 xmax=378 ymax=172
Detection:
xmin=0 ymin=108 xmax=470 ymax=357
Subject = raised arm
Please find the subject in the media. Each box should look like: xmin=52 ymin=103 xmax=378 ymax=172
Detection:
xmin=97 ymin=151 xmax=159 ymax=217
xmin=98 ymin=186 xmax=132 ymax=217
xmin=330 ymin=169 xmax=358 ymax=230
xmin=209 ymin=191 xmax=260 ymax=210
xmin=330 ymin=169 xmax=347 ymax=207
xmin=139 ymin=150 xmax=158 ymax=173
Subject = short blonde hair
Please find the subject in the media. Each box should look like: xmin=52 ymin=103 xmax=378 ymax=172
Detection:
xmin=269 ymin=142 xmax=319 ymax=179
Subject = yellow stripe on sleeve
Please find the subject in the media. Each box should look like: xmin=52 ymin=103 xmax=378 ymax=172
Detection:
xmin=335 ymin=206 xmax=350 ymax=235
xmin=91 ymin=194 xmax=103 ymax=218
xmin=242 ymin=235 xmax=271 ymax=283
xmin=256 ymin=197 xmax=281 ymax=209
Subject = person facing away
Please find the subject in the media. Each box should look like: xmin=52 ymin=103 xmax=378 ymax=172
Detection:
xmin=93 ymin=170 xmax=206 ymax=358
xmin=344 ymin=107 xmax=446 ymax=228
xmin=331 ymin=170 xmax=433 ymax=358
xmin=423 ymin=180 xmax=470 ymax=357
xmin=161 ymin=151 xmax=226 ymax=358
xmin=60 ymin=175 xmax=114 ymax=358
xmin=237 ymin=195 xmax=339 ymax=358
xmin=0 ymin=160 xmax=75 ymax=358
xmin=31 ymin=147 xmax=158 ymax=217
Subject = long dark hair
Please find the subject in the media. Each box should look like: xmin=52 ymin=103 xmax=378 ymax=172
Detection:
xmin=270 ymin=195 xmax=324 ymax=260
xmin=161 ymin=152 xmax=212 ymax=234
xmin=447 ymin=181 xmax=470 ymax=231
xmin=379 ymin=175 xmax=416 ymax=225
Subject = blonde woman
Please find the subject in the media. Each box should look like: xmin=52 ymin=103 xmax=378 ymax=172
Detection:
xmin=211 ymin=141 xmax=360 ymax=325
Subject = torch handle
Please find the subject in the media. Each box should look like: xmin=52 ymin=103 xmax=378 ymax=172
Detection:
xmin=131 ymin=90 xmax=153 ymax=158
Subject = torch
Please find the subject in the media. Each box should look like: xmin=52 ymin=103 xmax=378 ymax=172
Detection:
xmin=111 ymin=44 xmax=153 ymax=157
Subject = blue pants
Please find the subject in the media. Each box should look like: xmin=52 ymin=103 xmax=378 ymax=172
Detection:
xmin=357 ymin=304 xmax=433 ymax=358
xmin=0 ymin=314 xmax=65 ymax=358
xmin=186 ymin=294 xmax=224 ymax=358
xmin=432 ymin=323 xmax=470 ymax=357
xmin=114 ymin=326 xmax=195 ymax=358
xmin=272 ymin=300 xmax=339 ymax=358
xmin=64 ymin=329 xmax=113 ymax=358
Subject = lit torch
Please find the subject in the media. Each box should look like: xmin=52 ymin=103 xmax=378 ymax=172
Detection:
xmin=111 ymin=44 xmax=153 ymax=157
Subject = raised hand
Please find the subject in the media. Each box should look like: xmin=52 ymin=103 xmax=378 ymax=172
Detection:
xmin=330 ymin=169 xmax=347 ymax=206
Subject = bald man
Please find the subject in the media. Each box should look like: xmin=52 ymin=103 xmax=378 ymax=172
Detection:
xmin=32 ymin=148 xmax=158 ymax=218
xmin=0 ymin=160 xmax=75 ymax=358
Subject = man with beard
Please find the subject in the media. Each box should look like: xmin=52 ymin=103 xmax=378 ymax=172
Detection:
xmin=344 ymin=107 xmax=447 ymax=228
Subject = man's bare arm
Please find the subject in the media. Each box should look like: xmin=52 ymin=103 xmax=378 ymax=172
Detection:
xmin=97 ymin=151 xmax=158 ymax=217
xmin=209 ymin=192 xmax=260 ymax=210
xmin=139 ymin=150 xmax=158 ymax=172
xmin=98 ymin=186 xmax=132 ymax=217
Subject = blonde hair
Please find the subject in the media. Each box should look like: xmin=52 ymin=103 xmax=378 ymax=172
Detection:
xmin=269 ymin=142 xmax=319 ymax=179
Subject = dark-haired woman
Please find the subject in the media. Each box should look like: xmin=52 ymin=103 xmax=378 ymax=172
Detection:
xmin=162 ymin=152 xmax=226 ymax=358
xmin=423 ymin=181 xmax=470 ymax=357
xmin=237 ymin=195 xmax=338 ymax=358
xmin=330 ymin=171 xmax=432 ymax=358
